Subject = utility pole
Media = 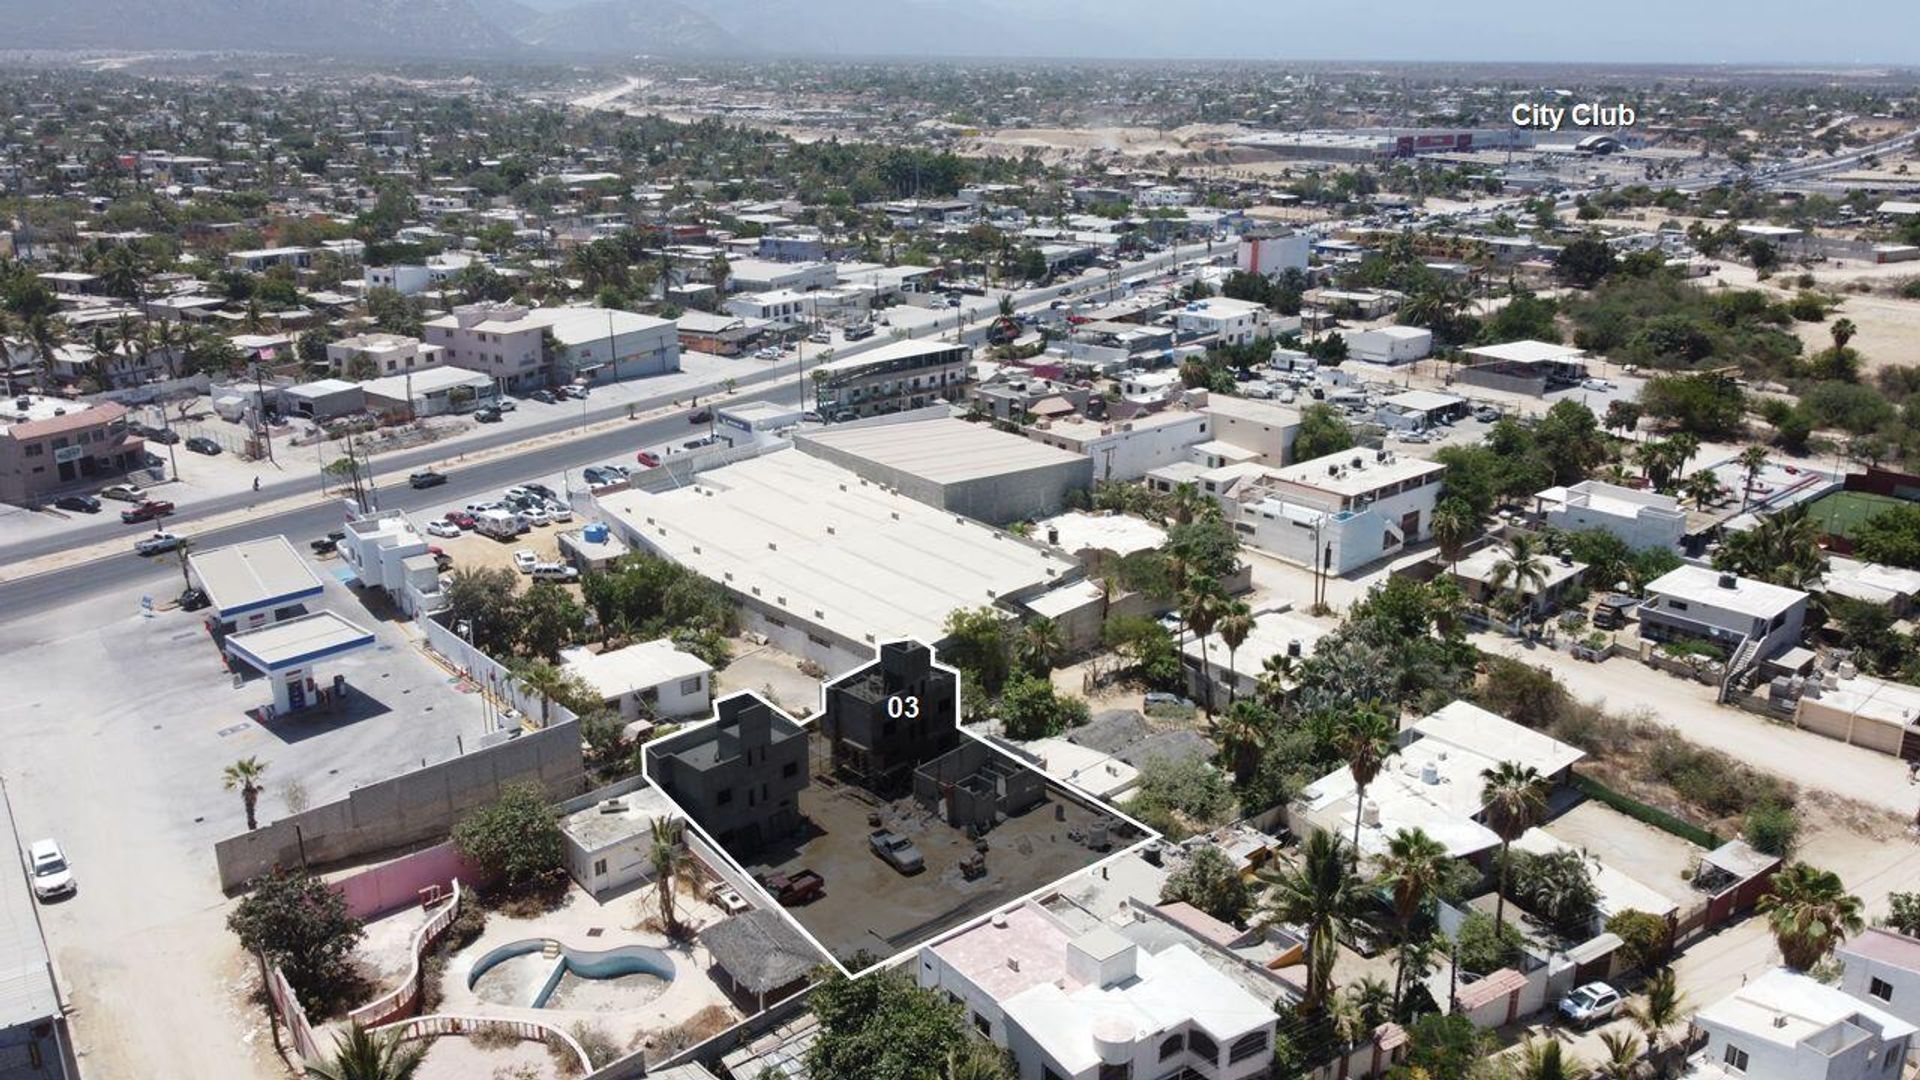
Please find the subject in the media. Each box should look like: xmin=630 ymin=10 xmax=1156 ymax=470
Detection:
xmin=251 ymin=362 xmax=274 ymax=463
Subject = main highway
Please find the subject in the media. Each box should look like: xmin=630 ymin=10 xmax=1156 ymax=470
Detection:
xmin=0 ymin=241 xmax=1218 ymax=618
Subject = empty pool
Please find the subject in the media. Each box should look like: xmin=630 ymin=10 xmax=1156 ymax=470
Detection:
xmin=467 ymin=939 xmax=675 ymax=1010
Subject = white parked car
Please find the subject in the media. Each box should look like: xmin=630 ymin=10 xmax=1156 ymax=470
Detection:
xmin=1558 ymin=982 xmax=1623 ymax=1028
xmin=545 ymin=502 xmax=573 ymax=523
xmin=425 ymin=520 xmax=462 ymax=539
xmin=530 ymin=562 xmax=581 ymax=583
xmin=28 ymin=839 xmax=74 ymax=900
xmin=1582 ymin=378 xmax=1616 ymax=391
xmin=512 ymin=550 xmax=539 ymax=574
xmin=522 ymin=506 xmax=553 ymax=527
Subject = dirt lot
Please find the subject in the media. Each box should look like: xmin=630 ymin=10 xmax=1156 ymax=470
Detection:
xmin=717 ymin=643 xmax=822 ymax=719
xmin=748 ymin=734 xmax=1136 ymax=967
xmin=430 ymin=524 xmax=567 ymax=588
xmin=1543 ymin=800 xmax=1702 ymax=896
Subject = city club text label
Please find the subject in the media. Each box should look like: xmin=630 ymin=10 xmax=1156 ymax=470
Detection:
xmin=1510 ymin=102 xmax=1636 ymax=132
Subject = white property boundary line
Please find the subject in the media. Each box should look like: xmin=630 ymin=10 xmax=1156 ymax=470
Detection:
xmin=639 ymin=638 xmax=1161 ymax=979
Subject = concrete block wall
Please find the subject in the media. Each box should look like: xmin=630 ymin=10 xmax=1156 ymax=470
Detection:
xmin=213 ymin=719 xmax=586 ymax=892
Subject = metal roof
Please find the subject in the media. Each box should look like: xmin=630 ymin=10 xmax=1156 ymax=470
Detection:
xmin=224 ymin=611 xmax=375 ymax=674
xmin=188 ymin=536 xmax=325 ymax=618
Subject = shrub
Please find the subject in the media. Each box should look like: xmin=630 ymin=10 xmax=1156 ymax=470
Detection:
xmin=1129 ymin=756 xmax=1233 ymax=840
xmin=1455 ymin=910 xmax=1526 ymax=976
xmin=1745 ymin=799 xmax=1801 ymax=857
xmin=1160 ymin=845 xmax=1253 ymax=924
xmin=1606 ymin=908 xmax=1672 ymax=972
xmin=1505 ymin=849 xmax=1599 ymax=935
xmin=226 ymin=869 xmax=365 ymax=1010
xmin=453 ymin=782 xmax=566 ymax=889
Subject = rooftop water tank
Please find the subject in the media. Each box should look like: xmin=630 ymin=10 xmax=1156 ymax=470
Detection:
xmin=583 ymin=522 xmax=609 ymax=543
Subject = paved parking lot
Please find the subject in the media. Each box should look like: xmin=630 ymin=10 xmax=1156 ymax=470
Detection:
xmin=0 ymin=562 xmax=489 ymax=1080
xmin=744 ymin=734 xmax=1139 ymax=968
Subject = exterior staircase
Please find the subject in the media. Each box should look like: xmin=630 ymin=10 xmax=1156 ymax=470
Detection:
xmin=1719 ymin=637 xmax=1763 ymax=703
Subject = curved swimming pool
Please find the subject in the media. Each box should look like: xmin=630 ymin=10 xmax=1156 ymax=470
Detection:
xmin=467 ymin=939 xmax=676 ymax=1009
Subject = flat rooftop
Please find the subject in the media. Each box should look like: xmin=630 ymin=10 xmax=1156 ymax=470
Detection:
xmin=561 ymin=784 xmax=678 ymax=852
xmin=1034 ymin=511 xmax=1167 ymax=558
xmin=225 ymin=611 xmax=375 ymax=674
xmin=1271 ymin=447 xmax=1444 ymax=498
xmin=1647 ymin=565 xmax=1808 ymax=619
xmin=1463 ymin=340 xmax=1585 ymax=365
xmin=1697 ymin=968 xmax=1915 ymax=1049
xmin=560 ymin=640 xmax=712 ymax=701
xmin=798 ymin=417 xmax=1087 ymax=485
xmin=816 ymin=337 xmax=965 ymax=375
xmin=189 ymin=535 xmax=325 ymax=618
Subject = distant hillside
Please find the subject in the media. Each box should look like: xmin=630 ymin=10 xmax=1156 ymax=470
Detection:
xmin=8 ymin=0 xmax=520 ymax=55
xmin=508 ymin=0 xmax=740 ymax=56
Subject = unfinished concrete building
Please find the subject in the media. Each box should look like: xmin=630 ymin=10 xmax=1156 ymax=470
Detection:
xmin=822 ymin=640 xmax=960 ymax=797
xmin=913 ymin=741 xmax=1044 ymax=830
xmin=647 ymin=694 xmax=810 ymax=855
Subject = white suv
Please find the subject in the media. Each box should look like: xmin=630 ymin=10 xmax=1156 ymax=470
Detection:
xmin=28 ymin=839 xmax=74 ymax=900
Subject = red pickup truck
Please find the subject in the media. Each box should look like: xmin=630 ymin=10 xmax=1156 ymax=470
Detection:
xmin=120 ymin=499 xmax=176 ymax=524
xmin=759 ymin=869 xmax=824 ymax=906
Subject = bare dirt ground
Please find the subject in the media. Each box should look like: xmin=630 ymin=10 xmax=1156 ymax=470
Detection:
xmin=952 ymin=123 xmax=1244 ymax=163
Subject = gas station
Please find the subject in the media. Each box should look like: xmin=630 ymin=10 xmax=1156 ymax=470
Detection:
xmin=223 ymin=610 xmax=376 ymax=717
xmin=187 ymin=535 xmax=326 ymax=635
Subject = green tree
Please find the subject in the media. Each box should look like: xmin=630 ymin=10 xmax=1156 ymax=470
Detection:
xmin=1212 ymin=698 xmax=1273 ymax=788
xmin=807 ymin=965 xmax=968 ymax=1080
xmin=452 ymin=782 xmax=565 ymax=889
xmin=1258 ymin=829 xmax=1365 ymax=1011
xmin=1293 ymin=403 xmax=1355 ymax=461
xmin=1759 ymin=863 xmax=1865 ymax=970
xmin=515 ymin=583 xmax=587 ymax=662
xmin=1481 ymin=761 xmax=1550 ymax=932
xmin=1431 ymin=497 xmax=1477 ymax=572
xmin=224 ymin=756 xmax=269 ymax=831
xmin=1491 ymin=534 xmax=1552 ymax=620
xmin=997 ymin=672 xmax=1089 ymax=740
xmin=1181 ymin=580 xmax=1227 ymax=714
xmin=1628 ymin=967 xmax=1688 ymax=1062
xmin=443 ymin=567 xmax=523 ymax=657
xmin=1886 ymin=892 xmax=1920 ymax=937
xmin=1012 ymin=617 xmax=1065 ymax=677
xmin=1854 ymin=504 xmax=1920 ymax=570
xmin=1403 ymin=1013 xmax=1490 ymax=1080
xmin=1605 ymin=909 xmax=1672 ymax=973
xmin=1159 ymin=844 xmax=1253 ymax=924
xmin=1377 ymin=826 xmax=1450 ymax=1012
xmin=1514 ymin=1037 xmax=1591 ymax=1080
xmin=510 ymin=658 xmax=597 ymax=727
xmin=1596 ymin=1031 xmax=1643 ymax=1080
xmin=1554 ymin=235 xmax=1617 ymax=288
xmin=647 ymin=817 xmax=693 ymax=934
xmin=227 ymin=869 xmax=365 ymax=1006
xmin=305 ymin=1024 xmax=427 ymax=1080
xmin=1334 ymin=708 xmax=1400 ymax=855
xmin=1215 ymin=601 xmax=1256 ymax=704
xmin=943 ymin=606 xmax=1011 ymax=695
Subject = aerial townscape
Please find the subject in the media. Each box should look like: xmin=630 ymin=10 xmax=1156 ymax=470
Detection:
xmin=8 ymin=4 xmax=1920 ymax=1080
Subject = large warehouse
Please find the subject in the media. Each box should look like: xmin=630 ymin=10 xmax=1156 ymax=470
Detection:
xmin=596 ymin=449 xmax=1080 ymax=672
xmin=793 ymin=414 xmax=1093 ymax=524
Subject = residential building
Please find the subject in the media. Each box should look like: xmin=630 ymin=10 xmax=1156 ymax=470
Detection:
xmin=1536 ymin=480 xmax=1687 ymax=552
xmin=1841 ymin=930 xmax=1920 ymax=1032
xmin=822 ymin=640 xmax=960 ymax=796
xmin=1236 ymin=228 xmax=1310 ymax=276
xmin=422 ymin=303 xmax=679 ymax=391
xmin=1022 ymin=409 xmax=1212 ymax=483
xmin=225 ymin=246 xmax=311 ymax=273
xmin=1173 ymin=297 xmax=1272 ymax=347
xmin=674 ymin=311 xmax=771 ymax=357
xmin=646 ymin=694 xmax=810 ymax=855
xmin=1639 ymin=565 xmax=1810 ymax=663
xmin=722 ymin=258 xmax=837 ymax=294
xmin=1822 ymin=557 xmax=1920 ymax=618
xmin=917 ymin=905 xmax=1277 ymax=1080
xmin=1117 ymin=369 xmax=1184 ymax=407
xmin=1450 ymin=545 xmax=1589 ymax=616
xmin=337 ymin=510 xmax=443 ymax=618
xmin=811 ymin=338 xmax=970 ymax=420
xmin=559 ymin=784 xmax=678 ymax=900
xmin=559 ymin=640 xmax=713 ymax=724
xmin=1206 ymin=447 xmax=1445 ymax=576
xmin=326 ymin=333 xmax=445 ymax=378
xmin=1349 ymin=326 xmax=1434 ymax=365
xmin=1689 ymin=968 xmax=1912 ymax=1080
xmin=1180 ymin=605 xmax=1329 ymax=705
xmin=0 ymin=396 xmax=145 ymax=506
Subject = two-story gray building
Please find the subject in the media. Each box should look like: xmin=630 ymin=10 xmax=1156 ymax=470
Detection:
xmin=822 ymin=641 xmax=959 ymax=797
xmin=646 ymin=694 xmax=810 ymax=855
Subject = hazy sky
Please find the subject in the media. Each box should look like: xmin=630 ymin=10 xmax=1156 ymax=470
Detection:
xmin=930 ymin=0 xmax=1920 ymax=65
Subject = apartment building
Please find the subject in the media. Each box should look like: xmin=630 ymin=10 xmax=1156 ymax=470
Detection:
xmin=325 ymin=332 xmax=445 ymax=378
xmin=918 ymin=905 xmax=1277 ymax=1080
xmin=1173 ymin=297 xmax=1272 ymax=347
xmin=225 ymin=246 xmax=311 ymax=273
xmin=812 ymin=338 xmax=969 ymax=420
xmin=0 ymin=395 xmax=144 ymax=506
xmin=646 ymin=694 xmax=810 ymax=856
xmin=1840 ymin=929 xmax=1920 ymax=1031
xmin=1536 ymin=480 xmax=1687 ymax=552
xmin=1689 ymin=968 xmax=1912 ymax=1080
xmin=1023 ymin=409 xmax=1212 ymax=482
xmin=1200 ymin=394 xmax=1303 ymax=466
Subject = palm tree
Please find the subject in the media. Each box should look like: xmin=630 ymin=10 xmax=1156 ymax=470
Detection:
xmin=1215 ymin=601 xmax=1255 ymax=704
xmin=1014 ymin=617 xmax=1065 ymax=677
xmin=305 ymin=1023 xmax=426 ymax=1080
xmin=1681 ymin=470 xmax=1725 ymax=510
xmin=1480 ymin=761 xmax=1549 ymax=932
xmin=1211 ymin=699 xmax=1270 ymax=788
xmin=1758 ymin=862 xmax=1865 ymax=970
xmin=513 ymin=658 xmax=571 ymax=727
xmin=1491 ymin=534 xmax=1552 ymax=622
xmin=1627 ymin=968 xmax=1688 ymax=1064
xmin=1515 ymin=1037 xmax=1590 ymax=1080
xmin=943 ymin=1041 xmax=1015 ymax=1080
xmin=1334 ymin=708 xmax=1399 ymax=857
xmin=1431 ymin=497 xmax=1476 ymax=573
xmin=1181 ymin=581 xmax=1226 ymax=714
xmin=1737 ymin=445 xmax=1770 ymax=512
xmin=1257 ymin=829 xmax=1366 ymax=1012
xmin=223 ymin=757 xmax=268 ymax=831
xmin=1596 ymin=1030 xmax=1643 ymax=1080
xmin=1831 ymin=317 xmax=1857 ymax=350
xmin=1167 ymin=482 xmax=1208 ymax=526
xmin=647 ymin=817 xmax=693 ymax=934
xmin=1256 ymin=653 xmax=1297 ymax=709
xmin=1377 ymin=826 xmax=1449 ymax=1012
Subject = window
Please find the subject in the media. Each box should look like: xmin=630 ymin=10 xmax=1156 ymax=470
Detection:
xmin=1228 ymin=1031 xmax=1270 ymax=1064
xmin=1722 ymin=1045 xmax=1749 ymax=1073
xmin=973 ymin=1013 xmax=990 ymax=1036
xmin=783 ymin=761 xmax=798 ymax=779
xmin=592 ymin=858 xmax=607 ymax=876
xmin=23 ymin=443 xmax=42 ymax=457
xmin=1669 ymin=600 xmax=1689 ymax=612
xmin=679 ymin=676 xmax=702 ymax=695
xmin=716 ymin=788 xmax=733 ymax=806
xmin=1871 ymin=977 xmax=1894 ymax=1002
xmin=1097 ymin=1066 xmax=1131 ymax=1080
xmin=1188 ymin=1031 xmax=1218 ymax=1062
xmin=1158 ymin=1034 xmax=1185 ymax=1061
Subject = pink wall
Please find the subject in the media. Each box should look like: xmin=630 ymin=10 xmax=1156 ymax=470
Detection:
xmin=334 ymin=842 xmax=485 ymax=920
